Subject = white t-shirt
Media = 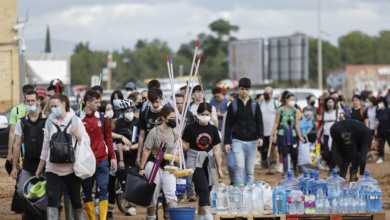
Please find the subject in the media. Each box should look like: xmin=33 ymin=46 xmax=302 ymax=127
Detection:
xmin=260 ymin=100 xmax=279 ymax=137
xmin=14 ymin=119 xmax=23 ymax=137
xmin=367 ymin=107 xmax=377 ymax=130
xmin=323 ymin=110 xmax=340 ymax=135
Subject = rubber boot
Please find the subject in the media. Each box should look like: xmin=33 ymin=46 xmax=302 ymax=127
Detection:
xmin=106 ymin=203 xmax=115 ymax=220
xmin=146 ymin=206 xmax=156 ymax=219
xmin=64 ymin=195 xmax=74 ymax=220
xmin=84 ymin=201 xmax=96 ymax=220
xmin=73 ymin=208 xmax=84 ymax=220
xmin=99 ymin=200 xmax=108 ymax=220
xmin=47 ymin=207 xmax=59 ymax=220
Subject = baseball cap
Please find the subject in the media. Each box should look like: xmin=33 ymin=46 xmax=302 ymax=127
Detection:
xmin=34 ymin=86 xmax=47 ymax=99
xmin=192 ymin=85 xmax=203 ymax=93
xmin=125 ymin=82 xmax=136 ymax=90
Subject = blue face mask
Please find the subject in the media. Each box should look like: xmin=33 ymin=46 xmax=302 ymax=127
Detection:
xmin=113 ymin=99 xmax=121 ymax=107
xmin=25 ymin=104 xmax=37 ymax=113
xmin=327 ymin=104 xmax=334 ymax=109
xmin=51 ymin=107 xmax=63 ymax=117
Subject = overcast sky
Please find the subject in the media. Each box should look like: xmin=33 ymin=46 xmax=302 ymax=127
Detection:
xmin=17 ymin=0 xmax=390 ymax=54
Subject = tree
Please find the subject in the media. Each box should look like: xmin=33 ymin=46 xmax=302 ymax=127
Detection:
xmin=178 ymin=19 xmax=240 ymax=88
xmin=44 ymin=25 xmax=51 ymax=53
xmin=373 ymin=30 xmax=390 ymax=64
xmin=339 ymin=31 xmax=374 ymax=64
xmin=308 ymin=38 xmax=341 ymax=87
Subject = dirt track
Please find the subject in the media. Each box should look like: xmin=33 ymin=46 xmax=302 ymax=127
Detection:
xmin=1 ymin=154 xmax=389 ymax=219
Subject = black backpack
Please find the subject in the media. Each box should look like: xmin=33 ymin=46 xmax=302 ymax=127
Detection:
xmin=20 ymin=115 xmax=46 ymax=160
xmin=48 ymin=116 xmax=77 ymax=163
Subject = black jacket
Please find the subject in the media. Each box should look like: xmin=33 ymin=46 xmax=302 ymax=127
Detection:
xmin=224 ymin=98 xmax=263 ymax=144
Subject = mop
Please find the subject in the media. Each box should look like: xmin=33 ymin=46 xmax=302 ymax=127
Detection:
xmin=163 ymin=41 xmax=202 ymax=177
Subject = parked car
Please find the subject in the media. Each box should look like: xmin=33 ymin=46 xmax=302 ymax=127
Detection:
xmin=0 ymin=108 xmax=12 ymax=157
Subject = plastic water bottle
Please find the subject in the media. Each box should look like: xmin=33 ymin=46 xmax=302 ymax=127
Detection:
xmin=210 ymin=185 xmax=217 ymax=211
xmin=323 ymin=199 xmax=330 ymax=214
xmin=373 ymin=186 xmax=382 ymax=212
xmin=315 ymin=188 xmax=324 ymax=214
xmin=331 ymin=197 xmax=338 ymax=213
xmin=357 ymin=170 xmax=378 ymax=188
xmin=348 ymin=197 xmax=357 ymax=213
xmin=287 ymin=190 xmax=304 ymax=214
xmin=298 ymin=169 xmax=309 ymax=193
xmin=279 ymin=170 xmax=301 ymax=194
xmin=251 ymin=181 xmax=264 ymax=213
xmin=216 ymin=179 xmax=229 ymax=211
xmin=326 ymin=169 xmax=345 ymax=213
xmin=273 ymin=185 xmax=287 ymax=214
xmin=308 ymin=171 xmax=326 ymax=195
xmin=304 ymin=170 xmax=315 ymax=195
xmin=229 ymin=183 xmax=242 ymax=211
xmin=242 ymin=182 xmax=253 ymax=213
xmin=357 ymin=186 xmax=366 ymax=213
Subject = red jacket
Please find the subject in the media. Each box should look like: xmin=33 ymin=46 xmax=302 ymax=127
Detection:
xmin=82 ymin=111 xmax=115 ymax=164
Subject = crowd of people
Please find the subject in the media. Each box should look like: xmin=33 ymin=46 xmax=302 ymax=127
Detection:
xmin=5 ymin=76 xmax=390 ymax=220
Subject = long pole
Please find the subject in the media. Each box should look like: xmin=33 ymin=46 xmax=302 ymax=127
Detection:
xmin=317 ymin=0 xmax=323 ymax=90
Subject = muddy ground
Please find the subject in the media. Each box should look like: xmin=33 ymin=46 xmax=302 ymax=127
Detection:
xmin=0 ymin=153 xmax=389 ymax=220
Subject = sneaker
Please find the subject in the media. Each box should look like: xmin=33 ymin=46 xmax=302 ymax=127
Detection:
xmin=277 ymin=164 xmax=284 ymax=173
xmin=260 ymin=161 xmax=269 ymax=170
xmin=376 ymin=158 xmax=384 ymax=164
xmin=125 ymin=207 xmax=136 ymax=216
xmin=186 ymin=195 xmax=197 ymax=202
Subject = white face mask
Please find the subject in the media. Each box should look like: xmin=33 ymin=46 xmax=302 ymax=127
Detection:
xmin=106 ymin=110 xmax=114 ymax=119
xmin=365 ymin=102 xmax=370 ymax=108
xmin=378 ymin=103 xmax=384 ymax=109
xmin=125 ymin=112 xmax=134 ymax=121
xmin=288 ymin=100 xmax=296 ymax=107
xmin=198 ymin=115 xmax=211 ymax=124
xmin=125 ymin=91 xmax=131 ymax=99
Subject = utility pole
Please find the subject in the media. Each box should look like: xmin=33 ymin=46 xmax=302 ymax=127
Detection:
xmin=107 ymin=53 xmax=112 ymax=90
xmin=317 ymin=0 xmax=323 ymax=90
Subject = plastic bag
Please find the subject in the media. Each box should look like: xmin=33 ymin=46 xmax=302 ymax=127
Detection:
xmin=298 ymin=142 xmax=311 ymax=166
xmin=73 ymin=138 xmax=96 ymax=179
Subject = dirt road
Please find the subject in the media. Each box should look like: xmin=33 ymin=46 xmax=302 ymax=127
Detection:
xmin=0 ymin=155 xmax=389 ymax=219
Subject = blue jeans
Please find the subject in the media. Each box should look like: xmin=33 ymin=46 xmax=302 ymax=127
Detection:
xmin=226 ymin=151 xmax=236 ymax=184
xmin=82 ymin=160 xmax=109 ymax=202
xmin=232 ymin=139 xmax=258 ymax=185
xmin=186 ymin=175 xmax=194 ymax=196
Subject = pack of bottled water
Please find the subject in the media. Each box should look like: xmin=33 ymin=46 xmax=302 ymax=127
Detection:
xmin=211 ymin=169 xmax=382 ymax=215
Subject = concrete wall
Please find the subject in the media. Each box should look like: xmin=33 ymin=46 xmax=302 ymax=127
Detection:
xmin=0 ymin=0 xmax=20 ymax=112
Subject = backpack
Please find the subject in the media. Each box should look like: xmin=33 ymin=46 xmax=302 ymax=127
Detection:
xmin=47 ymin=116 xmax=78 ymax=163
xmin=231 ymin=99 xmax=258 ymax=118
xmin=20 ymin=115 xmax=46 ymax=160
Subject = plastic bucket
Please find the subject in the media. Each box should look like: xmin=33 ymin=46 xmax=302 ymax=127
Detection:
xmin=169 ymin=206 xmax=196 ymax=220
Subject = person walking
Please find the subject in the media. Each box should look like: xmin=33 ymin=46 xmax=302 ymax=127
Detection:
xmin=259 ymin=86 xmax=280 ymax=171
xmin=271 ymin=90 xmax=305 ymax=177
xmin=138 ymin=106 xmax=178 ymax=220
xmin=35 ymin=94 xmax=88 ymax=219
xmin=11 ymin=90 xmax=46 ymax=219
xmin=182 ymin=102 xmax=223 ymax=220
xmin=81 ymin=90 xmax=117 ymax=220
xmin=374 ymin=97 xmax=390 ymax=163
xmin=224 ymin=77 xmax=264 ymax=185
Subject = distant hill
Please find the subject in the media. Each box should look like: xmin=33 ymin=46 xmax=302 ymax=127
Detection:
xmin=25 ymin=38 xmax=75 ymax=55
